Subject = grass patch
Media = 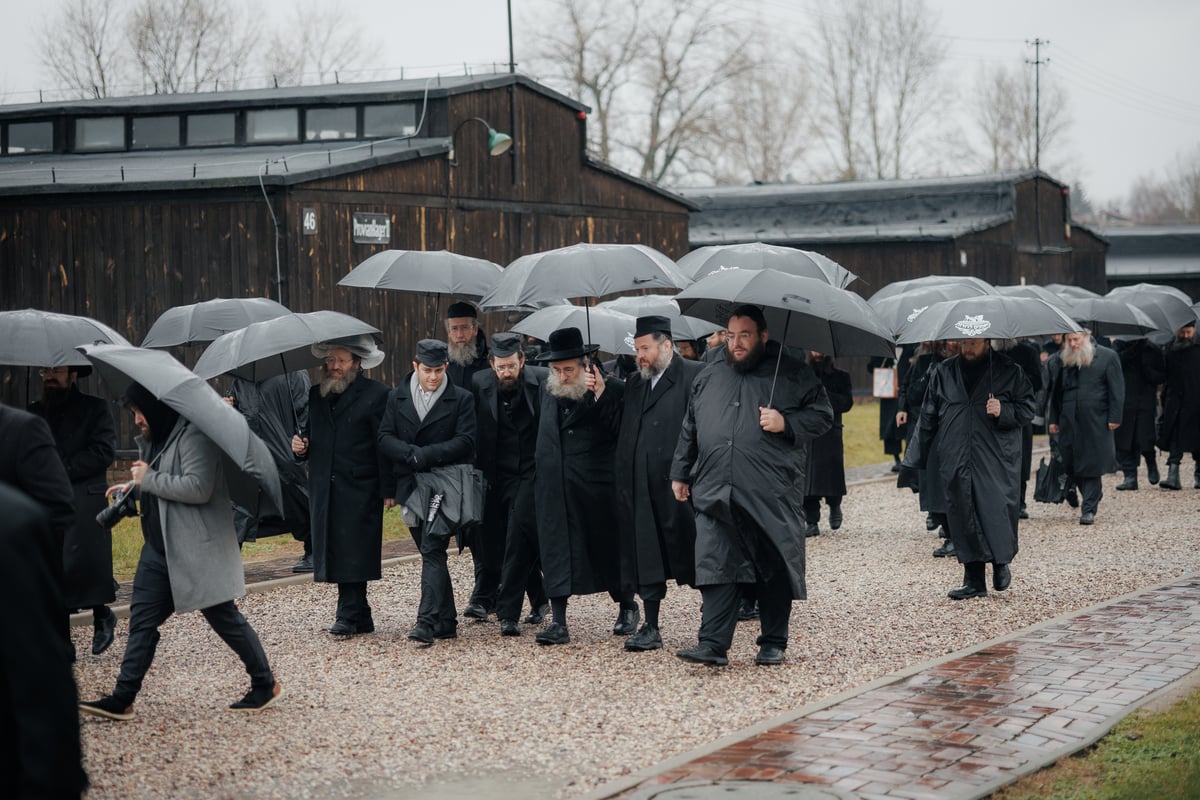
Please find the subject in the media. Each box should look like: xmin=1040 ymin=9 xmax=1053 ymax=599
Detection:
xmin=995 ymin=686 xmax=1200 ymax=800
xmin=842 ymin=400 xmax=894 ymax=470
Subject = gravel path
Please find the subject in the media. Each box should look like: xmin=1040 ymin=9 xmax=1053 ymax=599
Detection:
xmin=71 ymin=469 xmax=1200 ymax=799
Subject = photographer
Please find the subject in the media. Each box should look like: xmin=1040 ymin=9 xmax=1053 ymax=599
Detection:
xmin=79 ymin=382 xmax=280 ymax=721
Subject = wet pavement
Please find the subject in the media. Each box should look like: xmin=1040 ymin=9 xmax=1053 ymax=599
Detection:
xmin=588 ymin=576 xmax=1200 ymax=800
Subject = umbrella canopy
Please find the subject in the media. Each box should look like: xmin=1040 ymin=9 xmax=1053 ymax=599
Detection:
xmin=869 ymin=282 xmax=993 ymax=338
xmin=1107 ymin=282 xmax=1192 ymax=305
xmin=1105 ymin=290 xmax=1198 ymax=336
xmin=479 ymin=243 xmax=691 ymax=311
xmin=193 ymin=311 xmax=381 ymax=381
xmin=337 ymin=249 xmax=504 ymax=299
xmin=0 ymin=309 xmax=131 ymax=368
xmin=1044 ymin=283 xmax=1101 ymax=300
xmin=672 ymin=315 xmax=722 ymax=342
xmin=868 ymin=275 xmax=995 ymax=304
xmin=78 ymin=343 xmax=282 ymax=516
xmin=511 ymin=305 xmax=637 ymax=356
xmin=595 ymin=294 xmax=680 ymax=317
xmin=1069 ymin=298 xmax=1158 ymax=337
xmin=673 ymin=268 xmax=895 ymax=359
xmin=677 ymin=242 xmax=857 ymax=288
xmin=994 ymin=284 xmax=1074 ymax=310
xmin=897 ymin=295 xmax=1082 ymax=344
xmin=142 ymin=297 xmax=291 ymax=348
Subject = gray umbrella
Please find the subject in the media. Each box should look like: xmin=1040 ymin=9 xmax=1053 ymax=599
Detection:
xmin=869 ymin=283 xmax=992 ymax=338
xmin=1069 ymin=298 xmax=1158 ymax=337
xmin=511 ymin=305 xmax=637 ymax=355
xmin=868 ymin=275 xmax=995 ymax=304
xmin=142 ymin=297 xmax=291 ymax=348
xmin=897 ymin=295 xmax=1081 ymax=344
xmin=193 ymin=311 xmax=381 ymax=381
xmin=994 ymin=284 xmax=1074 ymax=310
xmin=1107 ymin=282 xmax=1192 ymax=305
xmin=1044 ymin=283 xmax=1101 ymax=300
xmin=677 ymin=242 xmax=857 ymax=288
xmin=0 ymin=309 xmax=131 ymax=367
xmin=596 ymin=294 xmax=680 ymax=317
xmin=78 ymin=343 xmax=282 ymax=517
xmin=1104 ymin=289 xmax=1197 ymax=337
xmin=337 ymin=249 xmax=503 ymax=298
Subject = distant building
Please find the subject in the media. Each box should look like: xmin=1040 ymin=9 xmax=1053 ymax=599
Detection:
xmin=1103 ymin=225 xmax=1200 ymax=302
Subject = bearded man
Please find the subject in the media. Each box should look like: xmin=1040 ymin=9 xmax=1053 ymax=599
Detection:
xmin=445 ymin=301 xmax=490 ymax=390
xmin=1048 ymin=330 xmax=1124 ymax=524
xmin=671 ymin=305 xmax=833 ymax=666
xmin=291 ymin=336 xmax=390 ymax=636
xmin=613 ymin=316 xmax=704 ymax=652
xmin=1157 ymin=321 xmax=1200 ymax=490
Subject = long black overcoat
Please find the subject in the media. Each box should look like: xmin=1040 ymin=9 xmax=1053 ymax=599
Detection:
xmin=904 ymin=352 xmax=948 ymax=513
xmin=378 ymin=373 xmax=476 ymax=506
xmin=906 ymin=352 xmax=1035 ymax=565
xmin=447 ymin=329 xmax=491 ymax=391
xmin=671 ymin=343 xmax=833 ymax=600
xmin=0 ymin=405 xmax=75 ymax=547
xmin=1048 ymin=345 xmax=1125 ymax=477
xmin=614 ymin=355 xmax=703 ymax=593
xmin=806 ymin=364 xmax=853 ymax=498
xmin=534 ymin=377 xmax=624 ymax=598
xmin=1157 ymin=337 xmax=1200 ymax=453
xmin=1113 ymin=339 xmax=1166 ymax=454
xmin=30 ymin=386 xmax=117 ymax=608
xmin=302 ymin=376 xmax=390 ymax=584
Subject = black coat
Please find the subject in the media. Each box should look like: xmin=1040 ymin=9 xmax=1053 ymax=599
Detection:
xmin=1157 ymin=336 xmax=1200 ymax=453
xmin=29 ymin=386 xmax=117 ymax=608
xmin=447 ymin=329 xmax=491 ymax=392
xmin=301 ymin=376 xmax=390 ymax=584
xmin=1114 ymin=339 xmax=1166 ymax=453
xmin=903 ymin=352 xmax=947 ymax=513
xmin=1049 ymin=345 xmax=1125 ymax=477
xmin=806 ymin=363 xmax=853 ymax=498
xmin=0 ymin=405 xmax=75 ymax=540
xmin=671 ymin=343 xmax=833 ymax=599
xmin=534 ymin=378 xmax=625 ymax=598
xmin=614 ymin=355 xmax=703 ymax=593
xmin=905 ymin=353 xmax=1035 ymax=565
xmin=378 ymin=374 xmax=476 ymax=506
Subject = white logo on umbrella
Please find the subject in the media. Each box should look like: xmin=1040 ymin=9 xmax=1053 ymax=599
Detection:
xmin=624 ymin=332 xmax=636 ymax=349
xmin=907 ymin=306 xmax=928 ymax=322
xmin=954 ymin=314 xmax=991 ymax=336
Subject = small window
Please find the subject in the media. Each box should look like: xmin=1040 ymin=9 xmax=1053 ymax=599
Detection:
xmin=187 ymin=113 xmax=236 ymax=146
xmin=306 ymin=107 xmax=356 ymax=141
xmin=132 ymin=116 xmax=180 ymax=150
xmin=7 ymin=121 xmax=54 ymax=154
xmin=75 ymin=116 xmax=125 ymax=151
xmin=363 ymin=103 xmax=416 ymax=138
xmin=246 ymin=108 xmax=298 ymax=143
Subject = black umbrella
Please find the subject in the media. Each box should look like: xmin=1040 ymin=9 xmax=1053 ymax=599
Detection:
xmin=78 ymin=344 xmax=283 ymax=517
xmin=869 ymin=282 xmax=992 ymax=338
xmin=897 ymin=295 xmax=1081 ymax=344
xmin=868 ymin=275 xmax=994 ymax=304
xmin=677 ymin=242 xmax=857 ymax=288
xmin=141 ymin=297 xmax=291 ymax=348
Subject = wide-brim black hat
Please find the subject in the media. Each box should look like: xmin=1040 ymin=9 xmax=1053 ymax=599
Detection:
xmin=535 ymin=326 xmax=600 ymax=362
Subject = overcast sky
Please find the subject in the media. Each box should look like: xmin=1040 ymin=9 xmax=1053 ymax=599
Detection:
xmin=3 ymin=0 xmax=1198 ymax=207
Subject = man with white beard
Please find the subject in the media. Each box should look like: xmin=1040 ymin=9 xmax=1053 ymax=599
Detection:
xmin=445 ymin=301 xmax=491 ymax=391
xmin=1048 ymin=330 xmax=1124 ymax=525
xmin=292 ymin=337 xmax=390 ymax=636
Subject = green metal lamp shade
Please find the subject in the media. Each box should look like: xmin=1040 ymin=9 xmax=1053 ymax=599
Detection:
xmin=487 ymin=129 xmax=513 ymax=156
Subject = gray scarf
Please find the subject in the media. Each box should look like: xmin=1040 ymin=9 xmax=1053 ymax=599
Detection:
xmin=410 ymin=372 xmax=448 ymax=421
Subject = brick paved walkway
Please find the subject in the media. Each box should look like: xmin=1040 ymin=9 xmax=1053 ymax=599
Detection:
xmin=594 ymin=576 xmax=1200 ymax=800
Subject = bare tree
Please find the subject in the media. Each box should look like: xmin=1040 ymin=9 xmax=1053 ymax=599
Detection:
xmin=971 ymin=61 xmax=1070 ymax=174
xmin=262 ymin=0 xmax=370 ymax=86
xmin=127 ymin=0 xmax=258 ymax=93
xmin=39 ymin=0 xmax=126 ymax=98
xmin=1126 ymin=144 xmax=1200 ymax=223
xmin=812 ymin=0 xmax=868 ymax=180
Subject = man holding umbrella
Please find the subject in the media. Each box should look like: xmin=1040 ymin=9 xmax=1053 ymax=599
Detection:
xmin=292 ymin=336 xmax=390 ymax=637
xmin=1113 ymin=337 xmax=1166 ymax=490
xmin=670 ymin=306 xmax=833 ymax=666
xmin=1157 ymin=320 xmax=1200 ymax=490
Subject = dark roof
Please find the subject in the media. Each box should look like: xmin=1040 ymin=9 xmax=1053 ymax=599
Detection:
xmin=1103 ymin=225 xmax=1200 ymax=278
xmin=679 ymin=170 xmax=1056 ymax=246
xmin=584 ymin=156 xmax=699 ymax=212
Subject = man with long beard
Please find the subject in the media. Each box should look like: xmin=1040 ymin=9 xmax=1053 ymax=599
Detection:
xmin=1157 ymin=321 xmax=1200 ymax=490
xmin=1048 ymin=330 xmax=1124 ymax=524
xmin=614 ymin=316 xmax=704 ymax=652
xmin=533 ymin=327 xmax=636 ymax=645
xmin=445 ymin=301 xmax=491 ymax=391
xmin=291 ymin=337 xmax=390 ymax=636
xmin=671 ymin=306 xmax=833 ymax=666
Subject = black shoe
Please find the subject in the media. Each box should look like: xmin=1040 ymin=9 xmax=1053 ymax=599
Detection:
xmin=624 ymin=625 xmax=663 ymax=652
xmin=828 ymin=506 xmax=843 ymax=530
xmin=932 ymin=539 xmax=955 ymax=558
xmin=804 ymin=522 xmax=820 ymax=538
xmin=993 ymin=563 xmax=1011 ymax=592
xmin=523 ymin=603 xmax=549 ymax=625
xmin=433 ymin=624 xmax=458 ymax=640
xmin=948 ymin=583 xmax=987 ymax=600
xmin=230 ymin=682 xmax=283 ymax=712
xmin=291 ymin=554 xmax=314 ymax=573
xmin=925 ymin=514 xmax=938 ymax=531
xmin=92 ymin=607 xmax=117 ymax=656
xmin=330 ymin=618 xmax=374 ymax=636
xmin=1161 ymin=464 xmax=1181 ymax=490
xmin=755 ymin=645 xmax=785 ymax=666
xmin=499 ymin=619 xmax=520 ymax=637
xmin=1116 ymin=474 xmax=1138 ymax=491
xmin=612 ymin=606 xmax=639 ymax=636
xmin=462 ymin=602 xmax=488 ymax=620
xmin=890 ymin=461 xmax=901 ymax=473
xmin=676 ymin=644 xmax=728 ymax=666
xmin=1147 ymin=464 xmax=1160 ymax=485
xmin=79 ymin=696 xmax=134 ymax=721
xmin=535 ymin=623 xmax=570 ymax=645
xmin=406 ymin=623 xmax=434 ymax=644
xmin=737 ymin=600 xmax=759 ymax=621
xmin=1079 ymin=512 xmax=1095 ymax=525
xmin=1194 ymin=470 xmax=1200 ymax=490
xmin=1065 ymin=487 xmax=1079 ymax=508
xmin=1018 ymin=508 xmax=1030 ymax=520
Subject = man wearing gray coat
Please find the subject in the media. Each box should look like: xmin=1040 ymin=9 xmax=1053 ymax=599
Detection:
xmin=79 ymin=383 xmax=280 ymax=720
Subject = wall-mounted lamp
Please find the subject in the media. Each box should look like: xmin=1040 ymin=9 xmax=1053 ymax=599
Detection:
xmin=446 ymin=117 xmax=514 ymax=250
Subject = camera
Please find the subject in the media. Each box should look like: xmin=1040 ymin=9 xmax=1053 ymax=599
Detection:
xmin=96 ymin=486 xmax=139 ymax=529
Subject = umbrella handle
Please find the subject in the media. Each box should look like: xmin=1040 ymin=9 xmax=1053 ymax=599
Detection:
xmin=767 ymin=311 xmax=792 ymax=408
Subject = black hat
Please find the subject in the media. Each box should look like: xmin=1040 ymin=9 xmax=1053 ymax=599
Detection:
xmin=490 ymin=331 xmax=524 ymax=358
xmin=446 ymin=301 xmax=478 ymax=319
xmin=415 ymin=339 xmax=449 ymax=367
xmin=634 ymin=315 xmax=673 ymax=339
xmin=535 ymin=327 xmax=600 ymax=362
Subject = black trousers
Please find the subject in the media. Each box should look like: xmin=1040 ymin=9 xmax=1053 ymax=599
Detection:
xmin=410 ymin=524 xmax=457 ymax=631
xmin=1117 ymin=449 xmax=1158 ymax=473
xmin=1077 ymin=476 xmax=1103 ymax=515
xmin=1166 ymin=446 xmax=1199 ymax=467
xmin=114 ymin=546 xmax=272 ymax=705
xmin=336 ymin=581 xmax=370 ymax=625
xmin=495 ymin=480 xmax=547 ymax=623
xmin=801 ymin=495 xmax=841 ymax=523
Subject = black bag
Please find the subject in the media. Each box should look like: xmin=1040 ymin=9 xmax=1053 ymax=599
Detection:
xmin=1034 ymin=454 xmax=1066 ymax=504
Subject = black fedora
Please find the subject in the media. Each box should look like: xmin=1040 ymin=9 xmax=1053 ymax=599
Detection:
xmin=535 ymin=327 xmax=600 ymax=362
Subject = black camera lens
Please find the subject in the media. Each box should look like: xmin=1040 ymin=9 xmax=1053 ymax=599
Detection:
xmin=96 ymin=488 xmax=138 ymax=529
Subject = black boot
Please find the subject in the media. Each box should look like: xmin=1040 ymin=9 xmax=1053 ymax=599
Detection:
xmin=948 ymin=562 xmax=987 ymax=600
xmin=1145 ymin=455 xmax=1160 ymax=485
xmin=1116 ymin=473 xmax=1138 ymax=491
xmin=1161 ymin=464 xmax=1182 ymax=490
xmin=1194 ymin=465 xmax=1200 ymax=490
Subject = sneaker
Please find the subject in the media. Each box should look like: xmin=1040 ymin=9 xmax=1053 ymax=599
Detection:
xmin=230 ymin=682 xmax=283 ymax=712
xmin=79 ymin=696 xmax=134 ymax=721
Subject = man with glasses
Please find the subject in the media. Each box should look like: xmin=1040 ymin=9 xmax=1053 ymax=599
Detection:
xmin=291 ymin=337 xmax=390 ymax=637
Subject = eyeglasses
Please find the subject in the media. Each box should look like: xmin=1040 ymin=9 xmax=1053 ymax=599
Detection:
xmin=38 ymin=367 xmax=71 ymax=377
xmin=323 ymin=357 xmax=355 ymax=367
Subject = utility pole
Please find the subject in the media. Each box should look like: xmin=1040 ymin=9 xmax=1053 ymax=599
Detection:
xmin=1026 ymin=38 xmax=1049 ymax=252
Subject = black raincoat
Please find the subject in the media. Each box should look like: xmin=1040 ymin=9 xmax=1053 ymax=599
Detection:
xmin=805 ymin=361 xmax=853 ymax=498
xmin=1113 ymin=339 xmax=1166 ymax=454
xmin=1157 ymin=336 xmax=1200 ymax=453
xmin=1048 ymin=345 xmax=1125 ymax=478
